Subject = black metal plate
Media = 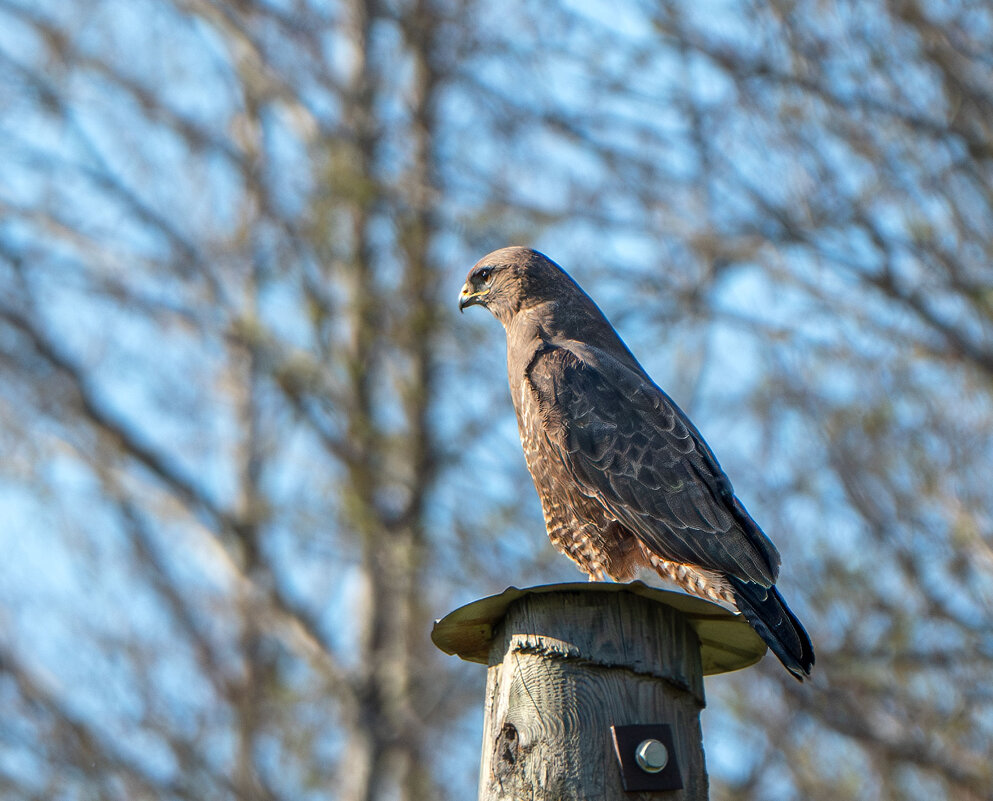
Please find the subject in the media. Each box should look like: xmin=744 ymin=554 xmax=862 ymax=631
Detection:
xmin=611 ymin=723 xmax=683 ymax=793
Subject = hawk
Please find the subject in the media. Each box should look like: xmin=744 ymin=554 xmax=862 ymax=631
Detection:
xmin=459 ymin=246 xmax=814 ymax=680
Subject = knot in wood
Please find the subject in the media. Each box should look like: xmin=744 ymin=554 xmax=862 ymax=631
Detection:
xmin=497 ymin=723 xmax=518 ymax=765
xmin=493 ymin=722 xmax=521 ymax=788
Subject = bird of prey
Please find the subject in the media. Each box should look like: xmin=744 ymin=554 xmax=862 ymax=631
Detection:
xmin=459 ymin=246 xmax=814 ymax=680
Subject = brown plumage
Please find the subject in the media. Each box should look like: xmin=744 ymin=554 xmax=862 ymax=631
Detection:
xmin=459 ymin=246 xmax=814 ymax=680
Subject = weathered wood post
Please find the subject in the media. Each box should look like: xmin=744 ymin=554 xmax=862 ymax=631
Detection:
xmin=432 ymin=581 xmax=765 ymax=801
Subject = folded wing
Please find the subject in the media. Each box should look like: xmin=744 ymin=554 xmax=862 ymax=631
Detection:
xmin=525 ymin=339 xmax=780 ymax=587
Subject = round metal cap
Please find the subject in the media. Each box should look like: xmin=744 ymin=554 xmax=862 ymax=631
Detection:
xmin=431 ymin=580 xmax=766 ymax=676
xmin=635 ymin=739 xmax=668 ymax=773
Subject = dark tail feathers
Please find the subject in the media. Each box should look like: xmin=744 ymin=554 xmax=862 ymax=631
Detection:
xmin=729 ymin=576 xmax=815 ymax=681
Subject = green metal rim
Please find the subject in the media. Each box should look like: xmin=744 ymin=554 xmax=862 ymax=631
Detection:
xmin=431 ymin=580 xmax=767 ymax=676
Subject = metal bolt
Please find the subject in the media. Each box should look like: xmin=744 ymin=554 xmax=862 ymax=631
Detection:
xmin=634 ymin=738 xmax=668 ymax=773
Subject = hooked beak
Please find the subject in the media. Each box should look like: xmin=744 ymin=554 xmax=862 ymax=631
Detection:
xmin=458 ymin=282 xmax=486 ymax=313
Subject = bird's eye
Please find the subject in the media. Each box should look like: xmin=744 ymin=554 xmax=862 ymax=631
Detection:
xmin=477 ymin=267 xmax=493 ymax=284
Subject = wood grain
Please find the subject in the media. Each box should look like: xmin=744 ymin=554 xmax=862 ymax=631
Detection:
xmin=478 ymin=590 xmax=709 ymax=801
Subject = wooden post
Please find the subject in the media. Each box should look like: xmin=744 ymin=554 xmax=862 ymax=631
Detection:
xmin=432 ymin=582 xmax=766 ymax=801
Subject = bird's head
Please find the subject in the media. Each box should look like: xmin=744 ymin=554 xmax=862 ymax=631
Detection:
xmin=458 ymin=246 xmax=564 ymax=326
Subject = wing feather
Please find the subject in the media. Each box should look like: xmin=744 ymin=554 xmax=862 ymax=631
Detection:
xmin=526 ymin=339 xmax=780 ymax=586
